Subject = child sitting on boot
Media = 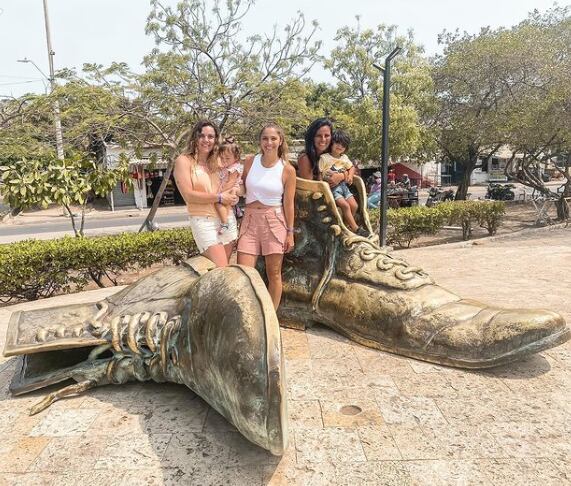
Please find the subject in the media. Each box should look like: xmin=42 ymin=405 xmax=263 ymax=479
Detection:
xmin=318 ymin=130 xmax=368 ymax=236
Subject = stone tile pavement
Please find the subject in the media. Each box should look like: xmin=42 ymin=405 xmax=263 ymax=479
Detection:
xmin=0 ymin=227 xmax=570 ymax=485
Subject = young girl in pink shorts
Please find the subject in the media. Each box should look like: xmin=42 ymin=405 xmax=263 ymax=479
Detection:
xmin=237 ymin=123 xmax=297 ymax=310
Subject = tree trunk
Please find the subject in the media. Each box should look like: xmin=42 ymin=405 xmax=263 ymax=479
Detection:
xmin=138 ymin=132 xmax=188 ymax=232
xmin=556 ymin=169 xmax=570 ymax=220
xmin=455 ymin=157 xmax=477 ymax=200
xmin=64 ymin=204 xmax=81 ymax=237
xmin=88 ymin=271 xmax=106 ymax=288
xmin=79 ymin=201 xmax=87 ymax=237
xmin=555 ymin=196 xmax=569 ymax=220
xmin=139 ymin=157 xmax=175 ymax=232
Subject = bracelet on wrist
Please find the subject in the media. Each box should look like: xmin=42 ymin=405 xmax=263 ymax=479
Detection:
xmin=286 ymin=227 xmax=294 ymax=234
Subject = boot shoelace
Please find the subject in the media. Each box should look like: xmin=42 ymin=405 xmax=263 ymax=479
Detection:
xmin=30 ymin=306 xmax=182 ymax=415
xmin=311 ymin=189 xmax=426 ymax=282
xmin=340 ymin=230 xmax=426 ymax=281
xmin=89 ymin=306 xmax=182 ymax=378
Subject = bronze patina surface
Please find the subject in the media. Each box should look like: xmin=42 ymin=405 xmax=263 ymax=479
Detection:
xmin=3 ymin=177 xmax=569 ymax=455
xmin=4 ymin=260 xmax=287 ymax=455
xmin=278 ymin=177 xmax=570 ymax=368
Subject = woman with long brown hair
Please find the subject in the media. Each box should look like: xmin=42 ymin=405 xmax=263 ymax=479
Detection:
xmin=297 ymin=117 xmax=345 ymax=188
xmin=174 ymin=120 xmax=239 ymax=266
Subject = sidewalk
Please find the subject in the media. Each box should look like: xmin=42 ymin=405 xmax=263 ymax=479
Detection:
xmin=0 ymin=228 xmax=570 ymax=484
xmin=1 ymin=203 xmax=188 ymax=226
xmin=0 ymin=204 xmax=191 ymax=244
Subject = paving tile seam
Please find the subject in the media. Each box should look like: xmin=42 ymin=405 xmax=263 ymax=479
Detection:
xmin=548 ymin=457 xmax=571 ymax=477
xmin=358 ymin=426 xmax=404 ymax=462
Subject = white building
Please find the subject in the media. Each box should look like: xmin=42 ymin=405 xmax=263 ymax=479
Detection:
xmin=103 ymin=144 xmax=174 ymax=211
xmin=471 ymin=146 xmax=513 ymax=184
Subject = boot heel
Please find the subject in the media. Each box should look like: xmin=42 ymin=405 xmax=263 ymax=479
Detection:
xmin=277 ymin=307 xmax=311 ymax=330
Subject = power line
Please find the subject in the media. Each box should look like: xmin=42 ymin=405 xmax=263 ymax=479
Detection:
xmin=0 ymin=75 xmax=44 ymax=80
xmin=0 ymin=80 xmax=45 ymax=86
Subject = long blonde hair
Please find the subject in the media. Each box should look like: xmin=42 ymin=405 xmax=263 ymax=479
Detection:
xmin=184 ymin=119 xmax=220 ymax=172
xmin=259 ymin=123 xmax=289 ymax=162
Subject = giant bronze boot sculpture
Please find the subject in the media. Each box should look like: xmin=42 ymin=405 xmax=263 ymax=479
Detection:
xmin=4 ymin=259 xmax=287 ymax=455
xmin=279 ymin=178 xmax=569 ymax=368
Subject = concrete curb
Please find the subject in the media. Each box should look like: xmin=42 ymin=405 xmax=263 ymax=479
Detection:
xmin=0 ymin=205 xmax=188 ymax=227
xmin=0 ymin=221 xmax=189 ymax=245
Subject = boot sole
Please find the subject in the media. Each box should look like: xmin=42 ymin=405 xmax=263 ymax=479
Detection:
xmin=295 ymin=318 xmax=571 ymax=370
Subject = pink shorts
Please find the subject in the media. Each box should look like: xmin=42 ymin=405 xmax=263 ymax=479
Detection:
xmin=237 ymin=206 xmax=287 ymax=256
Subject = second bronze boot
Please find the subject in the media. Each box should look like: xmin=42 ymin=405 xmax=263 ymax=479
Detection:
xmin=279 ymin=178 xmax=569 ymax=369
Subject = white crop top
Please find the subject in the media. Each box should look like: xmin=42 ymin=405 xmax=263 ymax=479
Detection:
xmin=245 ymin=154 xmax=285 ymax=206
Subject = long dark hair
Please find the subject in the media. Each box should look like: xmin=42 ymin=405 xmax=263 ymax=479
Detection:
xmin=303 ymin=118 xmax=333 ymax=178
xmin=184 ymin=120 xmax=220 ymax=172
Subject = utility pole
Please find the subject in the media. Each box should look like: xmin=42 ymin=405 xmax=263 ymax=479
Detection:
xmin=42 ymin=0 xmax=64 ymax=160
xmin=373 ymin=46 xmax=402 ymax=247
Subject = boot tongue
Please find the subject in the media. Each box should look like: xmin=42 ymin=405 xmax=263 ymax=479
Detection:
xmin=337 ymin=240 xmax=433 ymax=290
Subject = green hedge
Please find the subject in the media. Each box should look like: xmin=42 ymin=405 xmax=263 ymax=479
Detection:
xmin=369 ymin=200 xmax=506 ymax=247
xmin=0 ymin=228 xmax=197 ymax=304
xmin=438 ymin=200 xmax=506 ymax=240
xmin=2 ymin=202 xmax=506 ymax=303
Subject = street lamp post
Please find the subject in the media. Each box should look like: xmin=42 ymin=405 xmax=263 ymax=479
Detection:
xmin=18 ymin=0 xmax=64 ymax=160
xmin=373 ymin=46 xmax=402 ymax=248
xmin=42 ymin=0 xmax=64 ymax=160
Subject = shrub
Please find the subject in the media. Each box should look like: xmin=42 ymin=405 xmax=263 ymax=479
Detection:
xmin=0 ymin=228 xmax=197 ymax=304
xmin=384 ymin=206 xmax=447 ymax=248
xmin=437 ymin=201 xmax=478 ymax=240
xmin=477 ymin=201 xmax=506 ymax=236
xmin=369 ymin=200 xmax=506 ymax=246
xmin=439 ymin=200 xmax=506 ymax=240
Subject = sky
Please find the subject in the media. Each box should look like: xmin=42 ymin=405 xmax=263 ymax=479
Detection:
xmin=0 ymin=0 xmax=566 ymax=97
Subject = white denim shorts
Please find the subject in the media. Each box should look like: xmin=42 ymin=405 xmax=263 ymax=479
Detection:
xmin=188 ymin=212 xmax=238 ymax=253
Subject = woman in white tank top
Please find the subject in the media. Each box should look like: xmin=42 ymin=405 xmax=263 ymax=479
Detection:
xmin=237 ymin=123 xmax=297 ymax=310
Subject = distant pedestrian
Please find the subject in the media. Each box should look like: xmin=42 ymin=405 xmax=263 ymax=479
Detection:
xmin=400 ymin=173 xmax=411 ymax=189
xmin=367 ymin=172 xmax=382 ymax=209
xmin=388 ymin=168 xmax=396 ymax=184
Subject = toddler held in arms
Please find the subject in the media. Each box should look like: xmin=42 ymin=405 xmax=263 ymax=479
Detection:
xmin=318 ymin=130 xmax=368 ymax=236
xmin=216 ymin=137 xmax=243 ymax=234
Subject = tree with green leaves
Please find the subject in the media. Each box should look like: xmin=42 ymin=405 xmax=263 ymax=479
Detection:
xmin=432 ymin=5 xmax=570 ymax=201
xmin=84 ymin=0 xmax=322 ymax=229
xmin=432 ymin=28 xmax=510 ymax=199
xmin=0 ymin=80 xmax=134 ymax=231
xmin=316 ymin=21 xmax=436 ymax=164
xmin=0 ymin=153 xmax=129 ymax=237
xmin=144 ymin=0 xmax=321 ymax=131
xmin=499 ymin=6 xmax=571 ymax=217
